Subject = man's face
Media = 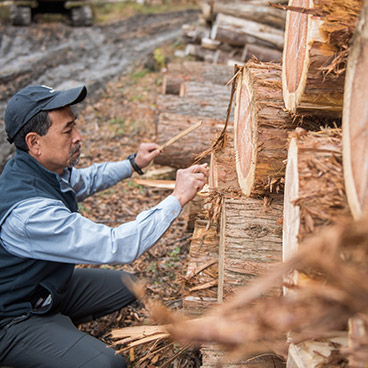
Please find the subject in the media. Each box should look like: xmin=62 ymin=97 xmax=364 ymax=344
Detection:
xmin=37 ymin=106 xmax=82 ymax=175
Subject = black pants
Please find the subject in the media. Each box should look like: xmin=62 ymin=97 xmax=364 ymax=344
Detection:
xmin=0 ymin=268 xmax=136 ymax=368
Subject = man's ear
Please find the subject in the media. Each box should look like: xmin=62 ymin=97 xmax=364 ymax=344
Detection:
xmin=25 ymin=132 xmax=41 ymax=156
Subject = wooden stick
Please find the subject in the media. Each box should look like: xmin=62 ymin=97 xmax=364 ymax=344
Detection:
xmin=135 ymin=179 xmax=176 ymax=190
xmin=158 ymin=120 xmax=202 ymax=151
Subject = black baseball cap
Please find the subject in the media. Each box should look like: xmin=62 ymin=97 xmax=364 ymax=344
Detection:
xmin=4 ymin=84 xmax=87 ymax=143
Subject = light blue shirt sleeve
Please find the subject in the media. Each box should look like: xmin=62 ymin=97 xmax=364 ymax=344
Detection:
xmin=0 ymin=195 xmax=182 ymax=265
xmin=65 ymin=160 xmax=133 ymax=201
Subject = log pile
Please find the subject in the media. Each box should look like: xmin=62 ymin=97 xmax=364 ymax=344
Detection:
xmin=111 ymin=0 xmax=368 ymax=367
xmin=155 ymin=61 xmax=234 ymax=169
xmin=180 ymin=0 xmax=287 ymax=65
xmin=281 ymin=0 xmax=362 ymax=117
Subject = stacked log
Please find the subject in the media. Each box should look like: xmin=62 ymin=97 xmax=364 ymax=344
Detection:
xmin=155 ymin=61 xmax=234 ymax=169
xmin=180 ymin=0 xmax=286 ymax=65
xmin=281 ymin=2 xmax=365 ymax=365
xmin=233 ymin=60 xmax=323 ymax=197
xmin=218 ymin=195 xmax=283 ymax=302
xmin=154 ymin=113 xmax=226 ymax=168
xmin=162 ymin=61 xmax=233 ymax=95
xmin=282 ymin=129 xmax=350 ymax=289
xmin=282 ymin=0 xmax=362 ymax=117
xmin=234 ymin=61 xmax=294 ymax=196
xmin=198 ymin=123 xmax=285 ymax=367
xmin=149 ymin=2 xmax=368 ymax=366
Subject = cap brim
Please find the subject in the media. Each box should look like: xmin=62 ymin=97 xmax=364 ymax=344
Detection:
xmin=43 ymin=86 xmax=87 ymax=111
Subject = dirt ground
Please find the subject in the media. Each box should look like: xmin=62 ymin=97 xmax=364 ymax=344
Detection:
xmin=0 ymin=9 xmax=203 ymax=367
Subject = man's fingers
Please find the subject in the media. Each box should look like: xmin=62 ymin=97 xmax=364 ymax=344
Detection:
xmin=142 ymin=142 xmax=160 ymax=151
xmin=189 ymin=164 xmax=209 ymax=176
xmin=147 ymin=148 xmax=160 ymax=160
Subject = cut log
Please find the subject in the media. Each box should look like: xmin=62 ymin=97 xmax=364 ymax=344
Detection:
xmin=218 ymin=195 xmax=283 ymax=302
xmin=242 ymin=43 xmax=282 ymax=62
xmin=213 ymin=48 xmax=243 ymax=65
xmin=154 ymin=113 xmax=225 ymax=169
xmin=162 ymin=61 xmax=233 ymax=95
xmin=206 ymin=125 xmax=284 ymax=368
xmin=234 ymin=61 xmax=296 ymax=197
xmin=182 ymin=24 xmax=211 ymax=45
xmin=198 ymin=0 xmax=214 ymax=22
xmin=156 ymin=94 xmax=232 ymax=122
xmin=201 ymin=37 xmax=221 ymax=51
xmin=179 ymin=80 xmax=231 ymax=99
xmin=342 ymin=0 xmax=368 ymax=220
xmin=183 ymin=219 xmax=219 ymax=316
xmin=211 ymin=13 xmax=284 ymax=50
xmin=158 ymin=120 xmax=203 ymax=151
xmin=185 ymin=44 xmax=216 ymax=63
xmin=282 ymin=129 xmax=351 ymax=287
xmin=282 ymin=0 xmax=362 ymax=116
xmin=212 ymin=2 xmax=286 ymax=29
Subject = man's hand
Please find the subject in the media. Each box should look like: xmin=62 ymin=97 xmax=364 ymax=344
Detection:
xmin=172 ymin=164 xmax=209 ymax=207
xmin=135 ymin=143 xmax=160 ymax=169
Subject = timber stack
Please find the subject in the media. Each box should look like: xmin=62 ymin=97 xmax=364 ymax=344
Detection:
xmin=155 ymin=61 xmax=234 ymax=169
xmin=180 ymin=0 xmax=287 ymax=65
xmin=149 ymin=0 xmax=367 ymax=367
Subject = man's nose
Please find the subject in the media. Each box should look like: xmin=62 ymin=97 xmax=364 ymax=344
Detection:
xmin=72 ymin=127 xmax=82 ymax=143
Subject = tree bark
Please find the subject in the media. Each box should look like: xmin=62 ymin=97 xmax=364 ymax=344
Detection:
xmin=154 ymin=112 xmax=225 ymax=169
xmin=218 ymin=195 xmax=283 ymax=302
xmin=211 ymin=13 xmax=284 ymax=50
xmin=162 ymin=61 xmax=234 ymax=95
xmin=342 ymin=0 xmax=368 ymax=220
xmin=209 ymin=125 xmax=239 ymax=192
xmin=282 ymin=0 xmax=362 ymax=117
xmin=156 ymin=93 xmax=232 ymax=122
xmin=234 ymin=61 xmax=296 ymax=197
xmin=282 ymin=129 xmax=351 ymax=287
xmin=179 ymin=81 xmax=231 ymax=100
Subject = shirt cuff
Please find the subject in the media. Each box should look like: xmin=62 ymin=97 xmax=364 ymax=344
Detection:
xmin=156 ymin=195 xmax=182 ymax=218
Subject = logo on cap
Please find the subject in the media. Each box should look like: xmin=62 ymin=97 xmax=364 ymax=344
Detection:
xmin=41 ymin=85 xmax=55 ymax=93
